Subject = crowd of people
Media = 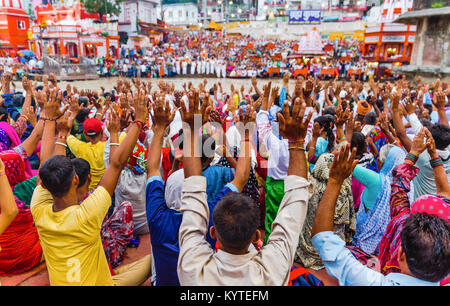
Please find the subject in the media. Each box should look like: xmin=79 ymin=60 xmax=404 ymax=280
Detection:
xmin=97 ymin=32 xmax=373 ymax=80
xmin=0 ymin=69 xmax=448 ymax=286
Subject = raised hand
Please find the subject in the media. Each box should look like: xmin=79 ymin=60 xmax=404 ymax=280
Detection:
xmin=48 ymin=73 xmax=57 ymax=87
xmin=277 ymin=97 xmax=313 ymax=142
xmin=329 ymin=144 xmax=358 ymax=186
xmin=22 ymin=106 xmax=37 ymax=127
xmin=312 ymin=121 xmax=324 ymax=139
xmin=55 ymin=111 xmax=73 ymax=137
xmin=334 ymin=104 xmax=351 ymax=126
xmin=410 ymin=127 xmax=429 ymax=157
xmin=433 ymin=90 xmax=447 ymax=110
xmin=180 ymin=89 xmax=211 ymax=129
xmin=132 ymin=89 xmax=149 ymax=124
xmin=151 ymin=94 xmax=176 ymax=131
xmin=42 ymin=88 xmax=66 ymax=120
xmin=235 ymin=105 xmax=256 ymax=139
xmin=424 ymin=127 xmax=438 ymax=159
xmin=403 ymin=96 xmax=417 ymax=115
xmin=22 ymin=76 xmax=32 ymax=93
xmin=107 ymin=107 xmax=120 ymax=136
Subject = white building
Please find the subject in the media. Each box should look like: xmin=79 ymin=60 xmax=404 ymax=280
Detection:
xmin=118 ymin=0 xmax=160 ymax=37
xmin=158 ymin=2 xmax=199 ymax=26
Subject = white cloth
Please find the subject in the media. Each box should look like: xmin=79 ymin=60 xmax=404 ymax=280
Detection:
xmin=256 ymin=110 xmax=290 ymax=180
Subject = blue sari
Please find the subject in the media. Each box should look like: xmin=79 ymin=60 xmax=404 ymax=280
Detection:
xmin=353 ymin=146 xmax=406 ymax=255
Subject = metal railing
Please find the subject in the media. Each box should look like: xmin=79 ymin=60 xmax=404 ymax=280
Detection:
xmin=43 ymin=56 xmax=97 ymax=77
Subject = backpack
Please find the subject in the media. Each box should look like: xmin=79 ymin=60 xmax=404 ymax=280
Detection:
xmin=288 ymin=266 xmax=324 ymax=286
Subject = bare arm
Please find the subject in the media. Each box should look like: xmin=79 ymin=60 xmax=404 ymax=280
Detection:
xmin=0 ymin=159 xmax=18 ymax=235
xmin=425 ymin=128 xmax=450 ymax=198
xmin=230 ymin=106 xmax=256 ymax=192
xmin=312 ymin=145 xmax=358 ymax=236
xmin=391 ymin=91 xmax=412 ymax=151
xmin=99 ymin=90 xmax=148 ymax=196
xmin=277 ymin=97 xmax=313 ymax=179
xmin=146 ymin=94 xmax=176 ymax=178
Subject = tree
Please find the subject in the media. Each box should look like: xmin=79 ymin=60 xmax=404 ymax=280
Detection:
xmin=82 ymin=0 xmax=124 ymax=21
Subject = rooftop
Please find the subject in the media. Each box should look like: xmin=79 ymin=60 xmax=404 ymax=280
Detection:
xmin=394 ymin=6 xmax=450 ymax=23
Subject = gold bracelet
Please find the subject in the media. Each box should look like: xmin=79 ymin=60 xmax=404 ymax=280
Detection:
xmin=289 ymin=146 xmax=305 ymax=151
xmin=0 ymin=171 xmax=5 ymax=176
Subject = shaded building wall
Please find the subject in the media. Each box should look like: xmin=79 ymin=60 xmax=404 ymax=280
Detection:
xmin=410 ymin=14 xmax=450 ymax=68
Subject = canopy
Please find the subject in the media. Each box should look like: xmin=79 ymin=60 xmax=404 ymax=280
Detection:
xmin=18 ymin=50 xmax=35 ymax=57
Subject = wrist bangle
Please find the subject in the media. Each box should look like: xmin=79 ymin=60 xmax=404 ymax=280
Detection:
xmin=289 ymin=145 xmax=305 ymax=151
xmin=406 ymin=152 xmax=418 ymax=163
xmin=41 ymin=117 xmax=56 ymax=122
xmin=0 ymin=171 xmax=5 ymax=176
xmin=133 ymin=120 xmax=144 ymax=129
xmin=430 ymin=157 xmax=443 ymax=168
xmin=55 ymin=142 xmax=67 ymax=148
xmin=110 ymin=143 xmax=120 ymax=147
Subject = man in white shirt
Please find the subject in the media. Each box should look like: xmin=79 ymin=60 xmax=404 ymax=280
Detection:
xmin=177 ymin=95 xmax=311 ymax=285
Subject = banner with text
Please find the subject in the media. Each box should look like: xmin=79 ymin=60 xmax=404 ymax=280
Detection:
xmin=288 ymin=10 xmax=321 ymax=25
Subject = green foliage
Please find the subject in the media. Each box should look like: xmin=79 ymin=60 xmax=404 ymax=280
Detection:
xmin=81 ymin=0 xmax=124 ymax=19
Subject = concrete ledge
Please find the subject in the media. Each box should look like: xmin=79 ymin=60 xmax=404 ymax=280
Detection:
xmin=393 ymin=65 xmax=450 ymax=81
xmin=395 ymin=7 xmax=450 ymax=24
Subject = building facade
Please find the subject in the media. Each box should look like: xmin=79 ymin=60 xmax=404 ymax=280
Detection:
xmin=159 ymin=2 xmax=198 ymax=26
xmin=0 ymin=0 xmax=31 ymax=56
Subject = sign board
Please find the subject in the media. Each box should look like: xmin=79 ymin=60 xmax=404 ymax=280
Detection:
xmin=382 ymin=35 xmax=405 ymax=42
xmin=288 ymin=10 xmax=321 ymax=25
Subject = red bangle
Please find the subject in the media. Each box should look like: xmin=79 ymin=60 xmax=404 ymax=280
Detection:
xmin=133 ymin=120 xmax=144 ymax=129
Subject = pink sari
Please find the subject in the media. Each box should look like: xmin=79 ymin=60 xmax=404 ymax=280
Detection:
xmin=0 ymin=122 xmax=36 ymax=178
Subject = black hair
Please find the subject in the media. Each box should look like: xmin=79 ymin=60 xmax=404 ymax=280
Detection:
xmin=104 ymin=92 xmax=116 ymax=102
xmin=39 ymin=155 xmax=76 ymax=197
xmin=75 ymin=108 xmax=90 ymax=124
xmin=251 ymin=94 xmax=259 ymax=102
xmin=423 ymin=104 xmax=433 ymax=116
xmin=323 ymin=106 xmax=336 ymax=117
xmin=12 ymin=93 xmax=24 ymax=107
xmin=400 ymin=213 xmax=450 ymax=282
xmin=0 ymin=106 xmax=8 ymax=122
xmin=71 ymin=158 xmax=91 ymax=188
xmin=355 ymin=114 xmax=365 ymax=123
xmin=201 ymin=134 xmax=216 ymax=164
xmin=212 ymin=192 xmax=260 ymax=250
xmin=78 ymin=96 xmax=89 ymax=107
xmin=314 ymin=115 xmax=335 ymax=152
xmin=419 ymin=118 xmax=433 ymax=129
xmin=351 ymin=132 xmax=366 ymax=156
xmin=429 ymin=124 xmax=450 ymax=150
xmin=364 ymin=112 xmax=378 ymax=126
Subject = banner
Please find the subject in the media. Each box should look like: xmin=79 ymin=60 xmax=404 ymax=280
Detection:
xmin=288 ymin=10 xmax=321 ymax=25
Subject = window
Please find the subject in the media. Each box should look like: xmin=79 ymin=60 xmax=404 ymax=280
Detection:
xmin=178 ymin=10 xmax=182 ymax=17
xmin=124 ymin=7 xmax=130 ymax=22
xmin=168 ymin=11 xmax=173 ymax=18
xmin=17 ymin=20 xmax=26 ymax=30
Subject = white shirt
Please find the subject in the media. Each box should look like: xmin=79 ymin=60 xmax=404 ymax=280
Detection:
xmin=256 ymin=110 xmax=289 ymax=180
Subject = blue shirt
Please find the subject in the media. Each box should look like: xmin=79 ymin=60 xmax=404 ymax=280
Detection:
xmin=312 ymin=231 xmax=440 ymax=286
xmin=145 ymin=176 xmax=238 ymax=286
xmin=202 ymin=165 xmax=234 ymax=201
